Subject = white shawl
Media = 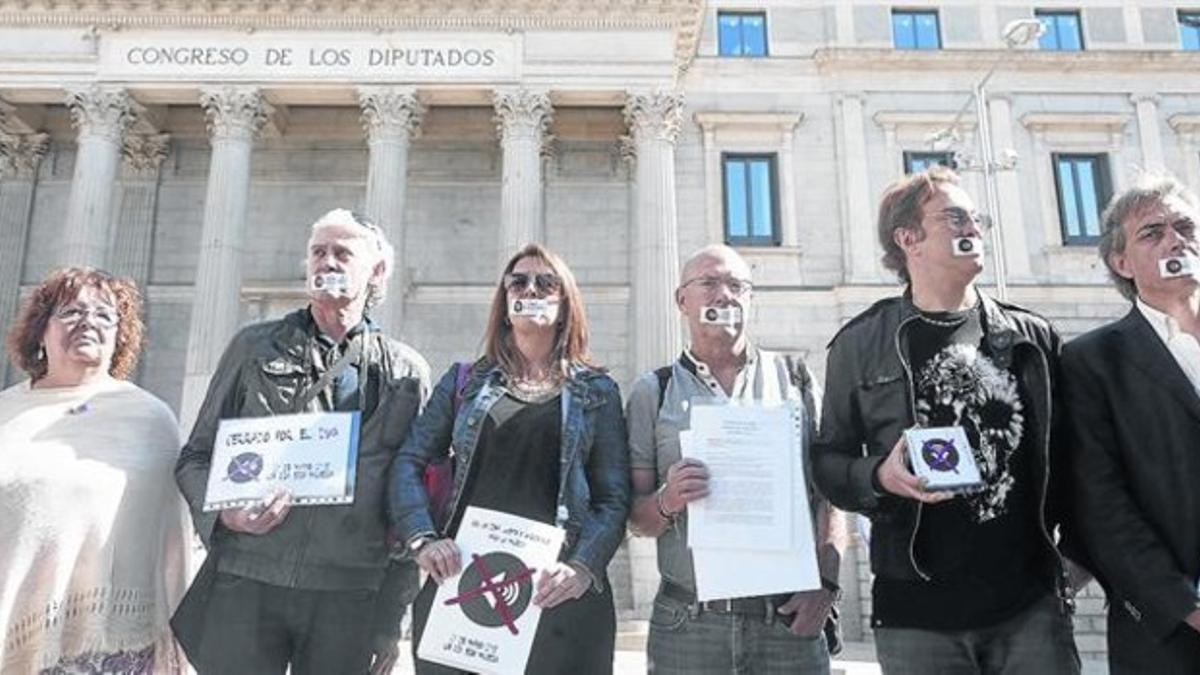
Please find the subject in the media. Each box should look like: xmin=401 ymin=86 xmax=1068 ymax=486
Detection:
xmin=0 ymin=378 xmax=189 ymax=674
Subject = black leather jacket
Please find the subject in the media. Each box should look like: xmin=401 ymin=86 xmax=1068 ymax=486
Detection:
xmin=175 ymin=308 xmax=430 ymax=638
xmin=811 ymin=291 xmax=1076 ymax=600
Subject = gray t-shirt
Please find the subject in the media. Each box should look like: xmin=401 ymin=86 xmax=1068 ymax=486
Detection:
xmin=625 ymin=346 xmax=821 ymax=593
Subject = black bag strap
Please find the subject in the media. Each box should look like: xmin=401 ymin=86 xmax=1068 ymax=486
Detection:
xmin=654 ymin=365 xmax=672 ymax=411
xmin=295 ymin=334 xmax=363 ymax=411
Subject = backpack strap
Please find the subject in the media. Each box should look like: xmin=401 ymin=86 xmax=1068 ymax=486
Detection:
xmin=654 ymin=365 xmax=672 ymax=411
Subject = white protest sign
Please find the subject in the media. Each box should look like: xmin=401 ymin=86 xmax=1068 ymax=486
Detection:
xmin=203 ymin=411 xmax=360 ymax=512
xmin=418 ymin=507 xmax=565 ymax=675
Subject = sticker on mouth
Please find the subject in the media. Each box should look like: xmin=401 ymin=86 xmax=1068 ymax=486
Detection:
xmin=509 ymin=298 xmax=555 ymax=319
xmin=952 ymin=237 xmax=984 ymax=257
xmin=1159 ymin=255 xmax=1200 ymax=279
xmin=700 ymin=306 xmax=742 ymax=326
xmin=309 ymin=272 xmax=350 ymax=297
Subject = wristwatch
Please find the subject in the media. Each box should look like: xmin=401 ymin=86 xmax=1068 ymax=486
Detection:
xmin=408 ymin=535 xmax=436 ymax=556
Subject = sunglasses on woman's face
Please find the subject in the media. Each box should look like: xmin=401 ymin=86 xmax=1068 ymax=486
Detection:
xmin=504 ymin=272 xmax=562 ymax=296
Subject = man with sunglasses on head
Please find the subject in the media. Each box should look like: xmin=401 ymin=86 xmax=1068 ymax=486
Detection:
xmin=626 ymin=244 xmax=845 ymax=674
xmin=812 ymin=166 xmax=1080 ymax=674
xmin=1061 ymin=175 xmax=1200 ymax=674
xmin=174 ymin=209 xmax=431 ymax=675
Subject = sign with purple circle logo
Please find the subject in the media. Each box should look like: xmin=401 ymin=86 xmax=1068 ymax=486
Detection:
xmin=920 ymin=438 xmax=960 ymax=474
xmin=227 ymin=452 xmax=264 ymax=483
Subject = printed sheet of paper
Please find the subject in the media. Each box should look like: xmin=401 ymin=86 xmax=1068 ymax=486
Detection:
xmin=681 ymin=398 xmax=820 ymax=598
xmin=203 ymin=411 xmax=360 ymax=511
xmin=683 ymin=402 xmax=796 ymax=551
xmin=418 ymin=507 xmax=565 ymax=675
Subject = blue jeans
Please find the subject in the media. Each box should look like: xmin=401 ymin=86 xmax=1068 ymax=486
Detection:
xmin=646 ymin=592 xmax=830 ymax=674
xmin=874 ymin=594 xmax=1080 ymax=675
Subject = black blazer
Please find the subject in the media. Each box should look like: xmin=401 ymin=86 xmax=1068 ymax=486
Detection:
xmin=1062 ymin=307 xmax=1200 ymax=663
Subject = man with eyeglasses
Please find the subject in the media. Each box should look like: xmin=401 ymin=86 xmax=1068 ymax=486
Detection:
xmin=174 ymin=209 xmax=431 ymax=675
xmin=812 ymin=166 xmax=1081 ymax=673
xmin=1061 ymin=175 xmax=1200 ymax=674
xmin=626 ymin=244 xmax=845 ymax=674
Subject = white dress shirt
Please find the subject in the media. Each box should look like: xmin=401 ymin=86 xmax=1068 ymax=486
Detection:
xmin=1136 ymin=297 xmax=1200 ymax=397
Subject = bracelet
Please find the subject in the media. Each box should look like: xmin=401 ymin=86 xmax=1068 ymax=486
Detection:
xmin=655 ymin=485 xmax=677 ymax=522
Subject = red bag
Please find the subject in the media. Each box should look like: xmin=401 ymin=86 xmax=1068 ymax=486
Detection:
xmin=422 ymin=362 xmax=471 ymax=531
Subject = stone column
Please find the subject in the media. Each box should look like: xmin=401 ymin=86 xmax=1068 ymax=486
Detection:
xmin=111 ymin=133 xmax=170 ymax=289
xmin=986 ymin=95 xmax=1034 ymax=282
xmin=180 ymin=87 xmax=268 ymax=428
xmin=493 ymin=88 xmax=552 ymax=262
xmin=0 ymin=132 xmax=50 ymax=385
xmin=838 ymin=94 xmax=877 ymax=283
xmin=625 ymin=90 xmax=684 ymax=377
xmin=1132 ymin=93 xmax=1165 ymax=170
xmin=357 ymin=86 xmax=423 ymax=338
xmin=62 ymin=85 xmax=135 ymax=268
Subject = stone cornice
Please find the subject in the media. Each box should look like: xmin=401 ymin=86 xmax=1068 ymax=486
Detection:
xmin=693 ymin=111 xmax=803 ymax=133
xmin=0 ymin=0 xmax=704 ymax=75
xmin=1020 ymin=112 xmax=1131 ymax=134
xmin=814 ymin=47 xmax=1200 ymax=74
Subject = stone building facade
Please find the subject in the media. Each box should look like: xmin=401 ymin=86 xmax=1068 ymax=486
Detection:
xmin=3 ymin=0 xmax=1199 ymax=663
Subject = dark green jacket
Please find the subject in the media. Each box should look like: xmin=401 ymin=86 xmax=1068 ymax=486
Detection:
xmin=175 ymin=308 xmax=430 ymax=638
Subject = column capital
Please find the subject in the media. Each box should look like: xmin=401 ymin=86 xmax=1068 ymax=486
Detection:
xmin=623 ymin=90 xmax=684 ymax=145
xmin=1131 ymin=92 xmax=1161 ymax=107
xmin=357 ymin=86 xmax=424 ymax=143
xmin=65 ymin=85 xmax=135 ymax=143
xmin=0 ymin=132 xmax=49 ymax=179
xmin=492 ymin=88 xmax=553 ymax=144
xmin=121 ymin=133 xmax=171 ymax=178
xmin=199 ymin=86 xmax=270 ymax=141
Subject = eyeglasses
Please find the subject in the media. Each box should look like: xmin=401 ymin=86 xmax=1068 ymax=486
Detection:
xmin=936 ymin=208 xmax=993 ymax=234
xmin=54 ymin=304 xmax=119 ymax=329
xmin=504 ymin=272 xmax=562 ymax=296
xmin=679 ymin=275 xmax=754 ymax=297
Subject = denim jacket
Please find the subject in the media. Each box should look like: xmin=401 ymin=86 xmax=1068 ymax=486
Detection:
xmin=389 ymin=360 xmax=631 ymax=588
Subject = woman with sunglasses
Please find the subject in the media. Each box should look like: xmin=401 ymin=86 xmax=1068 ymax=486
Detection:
xmin=0 ymin=268 xmax=188 ymax=674
xmin=390 ymin=244 xmax=631 ymax=674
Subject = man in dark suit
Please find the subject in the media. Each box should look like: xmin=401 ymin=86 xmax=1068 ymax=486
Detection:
xmin=1062 ymin=174 xmax=1200 ymax=674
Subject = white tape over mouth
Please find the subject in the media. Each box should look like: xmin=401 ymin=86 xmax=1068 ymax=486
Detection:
xmin=309 ymin=272 xmax=350 ymax=297
xmin=509 ymin=297 xmax=556 ymax=319
xmin=700 ymin=305 xmax=742 ymax=326
xmin=951 ymin=236 xmax=984 ymax=257
xmin=1159 ymin=255 xmax=1200 ymax=279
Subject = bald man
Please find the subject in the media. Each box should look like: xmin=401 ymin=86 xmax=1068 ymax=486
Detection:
xmin=626 ymin=245 xmax=844 ymax=674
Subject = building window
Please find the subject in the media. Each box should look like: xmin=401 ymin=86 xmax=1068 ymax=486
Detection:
xmin=1036 ymin=10 xmax=1084 ymax=51
xmin=722 ymin=154 xmax=780 ymax=246
xmin=718 ymin=12 xmax=768 ymax=57
xmin=1053 ymin=153 xmax=1111 ymax=245
xmin=1181 ymin=11 xmax=1200 ymax=51
xmin=903 ymin=151 xmax=954 ymax=174
xmin=892 ymin=10 xmax=941 ymax=50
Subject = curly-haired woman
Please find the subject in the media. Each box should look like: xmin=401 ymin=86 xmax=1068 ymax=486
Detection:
xmin=0 ymin=267 xmax=188 ymax=675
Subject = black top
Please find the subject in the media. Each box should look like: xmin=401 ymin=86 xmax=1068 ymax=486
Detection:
xmin=873 ymin=305 xmax=1052 ymax=630
xmin=450 ymin=394 xmax=563 ymax=536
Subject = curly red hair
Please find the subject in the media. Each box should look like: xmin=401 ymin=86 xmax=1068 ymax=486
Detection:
xmin=5 ymin=267 xmax=145 ymax=382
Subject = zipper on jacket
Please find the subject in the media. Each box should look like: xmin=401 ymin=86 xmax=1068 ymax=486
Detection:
xmin=1026 ymin=342 xmax=1071 ymax=610
xmin=894 ymin=313 xmax=932 ymax=581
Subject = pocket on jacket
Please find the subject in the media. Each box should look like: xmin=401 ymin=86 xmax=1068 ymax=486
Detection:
xmin=856 ymin=373 xmax=908 ymax=445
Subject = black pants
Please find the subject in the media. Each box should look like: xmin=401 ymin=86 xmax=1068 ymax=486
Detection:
xmin=183 ymin=572 xmax=378 ymax=675
xmin=411 ymin=576 xmax=616 ymax=675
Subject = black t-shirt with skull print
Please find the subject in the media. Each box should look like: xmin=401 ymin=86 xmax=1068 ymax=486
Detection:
xmin=871 ymin=304 xmax=1054 ymax=630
